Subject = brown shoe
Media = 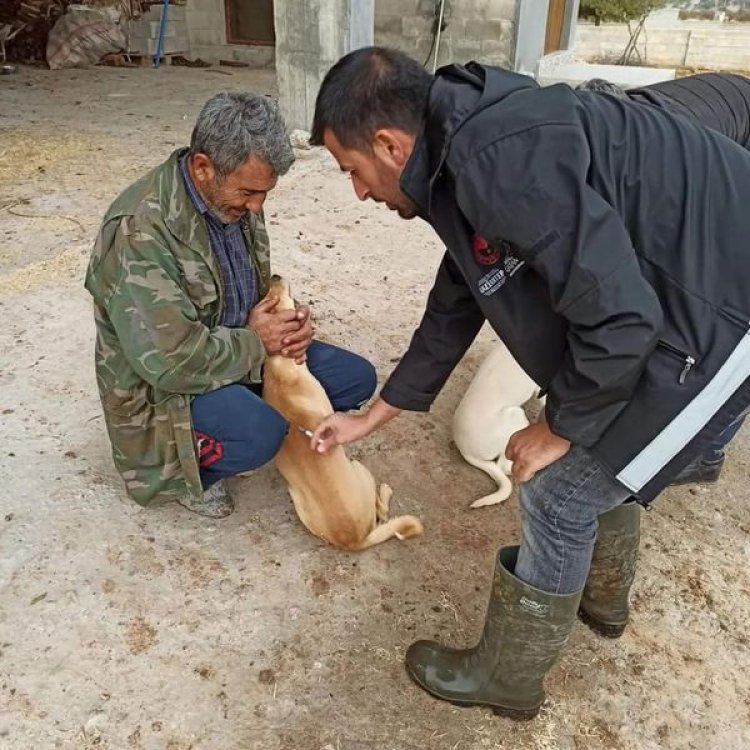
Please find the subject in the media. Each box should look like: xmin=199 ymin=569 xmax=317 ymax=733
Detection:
xmin=177 ymin=480 xmax=234 ymax=518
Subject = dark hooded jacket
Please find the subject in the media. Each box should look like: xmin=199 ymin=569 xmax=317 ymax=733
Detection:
xmin=628 ymin=72 xmax=750 ymax=149
xmin=380 ymin=63 xmax=750 ymax=505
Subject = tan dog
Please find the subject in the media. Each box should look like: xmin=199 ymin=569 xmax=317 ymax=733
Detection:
xmin=262 ymin=276 xmax=423 ymax=550
xmin=453 ymin=340 xmax=542 ymax=508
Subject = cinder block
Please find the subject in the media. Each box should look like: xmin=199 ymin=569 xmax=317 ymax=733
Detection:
xmin=485 ymin=0 xmax=518 ymax=19
xmin=377 ymin=0 xmax=420 ymax=17
xmin=465 ymin=18 xmax=504 ymax=40
xmin=456 ymin=37 xmax=482 ymax=53
xmin=129 ymin=20 xmax=187 ymax=39
xmin=442 ymin=17 xmax=465 ymax=40
xmin=187 ymin=0 xmax=223 ymax=12
xmin=480 ymin=37 xmax=512 ymax=56
xmin=481 ymin=39 xmax=513 ymax=68
xmin=141 ymin=4 xmax=186 ymax=22
xmin=402 ymin=15 xmax=432 ymax=38
xmin=374 ymin=15 xmax=403 ymax=35
xmin=187 ymin=28 xmax=224 ymax=46
xmin=128 ymin=36 xmax=189 ymax=55
xmin=183 ymin=11 xmax=219 ymax=31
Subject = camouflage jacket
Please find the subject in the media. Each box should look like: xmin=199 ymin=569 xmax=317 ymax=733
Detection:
xmin=84 ymin=148 xmax=271 ymax=506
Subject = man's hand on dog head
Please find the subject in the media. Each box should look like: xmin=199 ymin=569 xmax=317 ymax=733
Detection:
xmin=282 ymin=305 xmax=314 ymax=364
xmin=247 ymin=299 xmax=313 ymax=364
xmin=505 ymin=422 xmax=571 ymax=483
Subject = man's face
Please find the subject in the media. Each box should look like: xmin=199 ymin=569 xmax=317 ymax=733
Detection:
xmin=323 ymin=129 xmax=418 ymax=219
xmin=190 ymin=154 xmax=278 ymax=223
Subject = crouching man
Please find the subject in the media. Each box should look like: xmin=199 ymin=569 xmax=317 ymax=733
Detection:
xmin=85 ymin=92 xmax=375 ymax=518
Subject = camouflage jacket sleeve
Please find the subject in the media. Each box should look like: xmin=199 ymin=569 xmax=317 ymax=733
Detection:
xmin=103 ymin=216 xmax=266 ymax=394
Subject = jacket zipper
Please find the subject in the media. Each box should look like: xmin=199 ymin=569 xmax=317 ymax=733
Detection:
xmin=657 ymin=340 xmax=696 ymax=384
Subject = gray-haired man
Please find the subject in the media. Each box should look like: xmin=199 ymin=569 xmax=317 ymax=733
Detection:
xmin=85 ymin=92 xmax=376 ymax=518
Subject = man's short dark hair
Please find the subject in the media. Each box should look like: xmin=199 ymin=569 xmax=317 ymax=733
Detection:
xmin=311 ymin=47 xmax=433 ymax=150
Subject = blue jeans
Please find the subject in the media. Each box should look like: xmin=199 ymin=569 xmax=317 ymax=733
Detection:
xmin=515 ymin=409 xmax=748 ymax=595
xmin=514 ymin=446 xmax=631 ymax=595
xmin=191 ymin=341 xmax=376 ymax=489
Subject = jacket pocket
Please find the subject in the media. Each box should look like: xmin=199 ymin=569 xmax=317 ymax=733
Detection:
xmin=656 ymin=340 xmax=697 ymax=385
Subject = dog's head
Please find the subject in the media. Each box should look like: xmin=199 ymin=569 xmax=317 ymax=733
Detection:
xmin=268 ymin=274 xmax=295 ymax=311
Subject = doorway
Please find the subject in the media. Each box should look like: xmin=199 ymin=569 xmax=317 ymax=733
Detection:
xmin=225 ymin=0 xmax=275 ymax=45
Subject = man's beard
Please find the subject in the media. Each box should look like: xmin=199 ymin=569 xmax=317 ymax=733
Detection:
xmin=397 ymin=206 xmax=418 ymax=220
xmin=202 ymin=180 xmax=245 ymax=224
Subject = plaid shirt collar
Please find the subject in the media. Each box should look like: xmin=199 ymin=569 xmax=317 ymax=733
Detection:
xmin=179 ymin=154 xmax=218 ymax=222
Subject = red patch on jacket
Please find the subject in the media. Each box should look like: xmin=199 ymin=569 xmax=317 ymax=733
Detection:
xmin=195 ymin=431 xmax=224 ymax=468
xmin=472 ymin=234 xmax=501 ymax=266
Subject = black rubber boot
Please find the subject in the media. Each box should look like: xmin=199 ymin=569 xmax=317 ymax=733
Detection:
xmin=670 ymin=452 xmax=725 ymax=486
xmin=404 ymin=546 xmax=582 ymax=721
xmin=578 ymin=500 xmax=640 ymax=638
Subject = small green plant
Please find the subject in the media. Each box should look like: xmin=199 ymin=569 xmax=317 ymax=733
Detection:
xmin=579 ymin=0 xmax=666 ymax=25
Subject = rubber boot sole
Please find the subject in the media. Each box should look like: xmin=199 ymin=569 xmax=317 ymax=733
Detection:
xmin=405 ymin=663 xmax=541 ymax=721
xmin=578 ymin=607 xmax=627 ymax=639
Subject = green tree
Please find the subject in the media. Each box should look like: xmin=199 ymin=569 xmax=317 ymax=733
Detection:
xmin=579 ymin=0 xmax=666 ymax=25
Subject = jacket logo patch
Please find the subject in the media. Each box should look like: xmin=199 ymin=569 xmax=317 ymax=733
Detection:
xmin=478 ymin=267 xmax=507 ymax=296
xmin=472 ymin=234 xmax=501 ymax=266
xmin=477 ymin=253 xmax=525 ymax=296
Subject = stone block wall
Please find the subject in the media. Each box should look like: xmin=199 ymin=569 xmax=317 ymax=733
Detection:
xmin=374 ymin=0 xmax=519 ymax=69
xmin=179 ymin=0 xmax=524 ymax=72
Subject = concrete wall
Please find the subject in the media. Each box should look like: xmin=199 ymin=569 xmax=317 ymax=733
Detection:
xmin=180 ymin=0 xmax=559 ymax=75
xmin=274 ymin=0 xmax=374 ymax=131
xmin=373 ymin=0 xmax=519 ymax=70
xmin=575 ymin=21 xmax=750 ymax=72
xmin=185 ymin=0 xmax=275 ymax=66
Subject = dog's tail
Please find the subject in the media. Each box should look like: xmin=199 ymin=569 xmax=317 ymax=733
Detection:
xmin=461 ymin=456 xmax=514 ymax=508
xmin=355 ymin=515 xmax=424 ymax=550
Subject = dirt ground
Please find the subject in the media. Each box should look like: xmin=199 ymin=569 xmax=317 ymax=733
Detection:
xmin=1 ymin=64 xmax=749 ymax=750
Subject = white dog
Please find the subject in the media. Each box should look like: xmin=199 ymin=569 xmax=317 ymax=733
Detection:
xmin=453 ymin=341 xmax=542 ymax=508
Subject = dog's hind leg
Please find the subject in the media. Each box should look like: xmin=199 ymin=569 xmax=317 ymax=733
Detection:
xmin=376 ymin=483 xmax=393 ymax=522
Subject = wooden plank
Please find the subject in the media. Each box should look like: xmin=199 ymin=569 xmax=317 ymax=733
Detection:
xmin=545 ymin=0 xmax=566 ymax=55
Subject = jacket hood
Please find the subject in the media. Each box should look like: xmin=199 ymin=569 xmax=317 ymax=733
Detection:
xmin=401 ymin=62 xmax=539 ymax=216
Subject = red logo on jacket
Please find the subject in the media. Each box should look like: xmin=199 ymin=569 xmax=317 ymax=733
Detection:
xmin=472 ymin=234 xmax=501 ymax=265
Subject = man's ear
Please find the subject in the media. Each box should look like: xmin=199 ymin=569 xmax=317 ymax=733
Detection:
xmin=372 ymin=129 xmax=414 ymax=169
xmin=190 ymin=153 xmax=216 ymax=185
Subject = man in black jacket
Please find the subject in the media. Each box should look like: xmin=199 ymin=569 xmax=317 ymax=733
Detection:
xmin=309 ymin=48 xmax=750 ymax=719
